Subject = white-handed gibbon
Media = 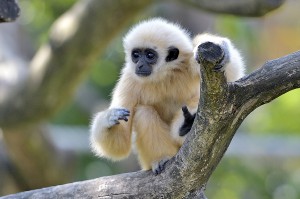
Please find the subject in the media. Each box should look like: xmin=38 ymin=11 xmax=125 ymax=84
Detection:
xmin=90 ymin=18 xmax=245 ymax=174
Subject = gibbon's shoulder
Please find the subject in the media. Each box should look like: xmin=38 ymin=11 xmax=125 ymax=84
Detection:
xmin=123 ymin=18 xmax=193 ymax=53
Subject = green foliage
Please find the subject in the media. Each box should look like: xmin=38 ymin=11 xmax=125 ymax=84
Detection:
xmin=244 ymin=89 xmax=300 ymax=134
xmin=216 ymin=16 xmax=251 ymax=40
xmin=88 ymin=37 xmax=125 ymax=99
xmin=89 ymin=59 xmax=120 ymax=98
xmin=208 ymin=157 xmax=300 ymax=199
xmin=75 ymin=155 xmax=120 ymax=181
xmin=51 ymin=102 xmax=89 ymax=125
xmin=90 ymin=60 xmax=119 ymax=87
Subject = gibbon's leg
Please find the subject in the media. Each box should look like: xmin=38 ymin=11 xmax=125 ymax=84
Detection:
xmin=133 ymin=105 xmax=180 ymax=174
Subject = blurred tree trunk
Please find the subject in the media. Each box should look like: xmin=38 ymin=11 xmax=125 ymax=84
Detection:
xmin=3 ymin=126 xmax=72 ymax=189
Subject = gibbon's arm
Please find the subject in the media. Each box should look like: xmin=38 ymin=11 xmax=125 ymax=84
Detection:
xmin=171 ymin=34 xmax=246 ymax=145
xmin=90 ymin=74 xmax=137 ymax=160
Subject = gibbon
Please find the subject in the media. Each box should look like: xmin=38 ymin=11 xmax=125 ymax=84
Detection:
xmin=90 ymin=18 xmax=245 ymax=174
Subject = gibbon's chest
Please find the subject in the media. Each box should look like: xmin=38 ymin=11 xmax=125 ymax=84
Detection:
xmin=137 ymin=76 xmax=199 ymax=124
xmin=139 ymin=93 xmax=182 ymax=124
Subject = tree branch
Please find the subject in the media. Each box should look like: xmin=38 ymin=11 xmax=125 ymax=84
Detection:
xmin=234 ymin=51 xmax=300 ymax=108
xmin=1 ymin=48 xmax=299 ymax=198
xmin=182 ymin=0 xmax=284 ymax=17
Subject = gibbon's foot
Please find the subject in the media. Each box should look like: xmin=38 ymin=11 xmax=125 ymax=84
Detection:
xmin=107 ymin=108 xmax=130 ymax=128
xmin=152 ymin=157 xmax=170 ymax=175
xmin=179 ymin=106 xmax=196 ymax=137
xmin=196 ymin=41 xmax=229 ymax=72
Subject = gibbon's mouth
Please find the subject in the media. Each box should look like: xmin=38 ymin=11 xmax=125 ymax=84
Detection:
xmin=136 ymin=72 xmax=151 ymax=77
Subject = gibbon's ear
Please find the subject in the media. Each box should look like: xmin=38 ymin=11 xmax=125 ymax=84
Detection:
xmin=166 ymin=47 xmax=179 ymax=62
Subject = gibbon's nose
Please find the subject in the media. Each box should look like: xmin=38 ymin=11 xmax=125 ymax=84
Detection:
xmin=138 ymin=64 xmax=151 ymax=72
xmin=136 ymin=63 xmax=152 ymax=77
xmin=137 ymin=62 xmax=150 ymax=71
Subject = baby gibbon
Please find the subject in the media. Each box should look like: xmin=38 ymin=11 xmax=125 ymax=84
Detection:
xmin=90 ymin=18 xmax=245 ymax=174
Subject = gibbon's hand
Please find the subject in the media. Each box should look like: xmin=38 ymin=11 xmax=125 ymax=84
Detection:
xmin=179 ymin=106 xmax=196 ymax=137
xmin=196 ymin=41 xmax=229 ymax=72
xmin=107 ymin=108 xmax=130 ymax=128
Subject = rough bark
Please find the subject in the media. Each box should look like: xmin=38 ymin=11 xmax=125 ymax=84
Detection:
xmin=0 ymin=0 xmax=20 ymax=22
xmin=1 ymin=49 xmax=299 ymax=198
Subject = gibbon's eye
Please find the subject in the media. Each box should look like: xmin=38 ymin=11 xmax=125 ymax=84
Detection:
xmin=132 ymin=51 xmax=140 ymax=58
xmin=146 ymin=51 xmax=155 ymax=59
xmin=145 ymin=49 xmax=158 ymax=64
xmin=131 ymin=49 xmax=141 ymax=63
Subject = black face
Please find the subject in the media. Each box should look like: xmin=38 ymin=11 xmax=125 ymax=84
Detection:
xmin=132 ymin=47 xmax=179 ymax=77
xmin=132 ymin=48 xmax=158 ymax=77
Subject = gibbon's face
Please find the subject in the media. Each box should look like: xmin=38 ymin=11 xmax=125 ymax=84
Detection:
xmin=131 ymin=47 xmax=179 ymax=77
xmin=123 ymin=18 xmax=193 ymax=80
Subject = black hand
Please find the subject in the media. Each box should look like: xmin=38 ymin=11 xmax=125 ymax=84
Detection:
xmin=179 ymin=106 xmax=196 ymax=137
xmin=196 ymin=41 xmax=229 ymax=72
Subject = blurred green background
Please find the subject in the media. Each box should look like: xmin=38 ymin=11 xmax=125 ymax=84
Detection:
xmin=0 ymin=0 xmax=300 ymax=198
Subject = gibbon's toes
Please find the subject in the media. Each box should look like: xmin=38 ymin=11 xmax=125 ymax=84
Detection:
xmin=196 ymin=41 xmax=225 ymax=69
xmin=152 ymin=158 xmax=170 ymax=175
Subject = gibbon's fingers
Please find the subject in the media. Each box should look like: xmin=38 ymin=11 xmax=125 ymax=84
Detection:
xmin=196 ymin=41 xmax=229 ymax=72
xmin=196 ymin=42 xmax=224 ymax=64
xmin=117 ymin=108 xmax=130 ymax=120
xmin=121 ymin=117 xmax=129 ymax=122
xmin=214 ymin=41 xmax=230 ymax=72
xmin=108 ymin=108 xmax=130 ymax=127
xmin=182 ymin=106 xmax=194 ymax=120
xmin=179 ymin=106 xmax=196 ymax=137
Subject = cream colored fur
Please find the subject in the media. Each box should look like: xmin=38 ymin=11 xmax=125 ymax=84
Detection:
xmin=90 ymin=18 xmax=245 ymax=170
